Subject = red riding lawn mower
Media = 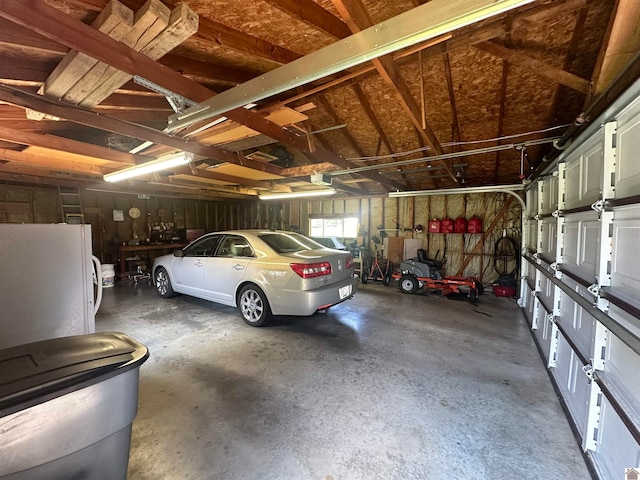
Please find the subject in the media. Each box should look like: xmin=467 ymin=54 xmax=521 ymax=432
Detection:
xmin=389 ymin=249 xmax=483 ymax=303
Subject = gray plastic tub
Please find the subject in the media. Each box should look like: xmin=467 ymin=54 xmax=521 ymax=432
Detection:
xmin=0 ymin=332 xmax=149 ymax=480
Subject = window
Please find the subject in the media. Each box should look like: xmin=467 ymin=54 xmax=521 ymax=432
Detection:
xmin=184 ymin=235 xmax=221 ymax=257
xmin=215 ymin=235 xmax=252 ymax=257
xmin=309 ymin=216 xmax=358 ymax=238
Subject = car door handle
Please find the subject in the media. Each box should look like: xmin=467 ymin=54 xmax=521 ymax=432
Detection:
xmin=194 ymin=260 xmax=203 ymax=267
xmin=233 ymin=264 xmax=245 ymax=270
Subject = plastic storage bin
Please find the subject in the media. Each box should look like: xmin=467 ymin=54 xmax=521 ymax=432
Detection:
xmin=0 ymin=332 xmax=149 ymax=480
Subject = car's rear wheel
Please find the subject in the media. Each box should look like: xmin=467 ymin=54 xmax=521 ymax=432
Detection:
xmin=154 ymin=267 xmax=176 ymax=298
xmin=238 ymin=284 xmax=272 ymax=327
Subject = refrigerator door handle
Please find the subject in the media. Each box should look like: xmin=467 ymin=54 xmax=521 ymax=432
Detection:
xmin=92 ymin=255 xmax=103 ymax=315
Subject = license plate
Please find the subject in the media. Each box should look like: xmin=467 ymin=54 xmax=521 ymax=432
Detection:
xmin=339 ymin=285 xmax=351 ymax=299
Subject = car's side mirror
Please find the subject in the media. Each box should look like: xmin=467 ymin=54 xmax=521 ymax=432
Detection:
xmin=174 ymin=250 xmax=185 ymax=257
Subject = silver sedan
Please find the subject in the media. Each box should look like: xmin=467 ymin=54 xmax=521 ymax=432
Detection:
xmin=153 ymin=230 xmax=358 ymax=326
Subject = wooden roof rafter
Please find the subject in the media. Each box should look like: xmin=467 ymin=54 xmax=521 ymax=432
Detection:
xmin=65 ymin=0 xmax=303 ymax=64
xmin=261 ymin=0 xmax=351 ymax=40
xmin=475 ymin=41 xmax=592 ymax=94
xmin=331 ymin=0 xmax=458 ymax=184
xmin=265 ymin=0 xmax=594 ymax=113
xmin=0 ymin=0 xmax=404 ymax=191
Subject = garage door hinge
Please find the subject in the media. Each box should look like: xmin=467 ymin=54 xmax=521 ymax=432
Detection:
xmin=547 ymin=313 xmax=555 ymax=323
xmin=587 ymin=283 xmax=600 ymax=297
xmin=591 ymin=200 xmax=605 ymax=214
xmin=550 ymin=261 xmax=558 ymax=271
xmin=552 ymin=210 xmax=560 ymax=218
xmin=582 ymin=364 xmax=594 ymax=380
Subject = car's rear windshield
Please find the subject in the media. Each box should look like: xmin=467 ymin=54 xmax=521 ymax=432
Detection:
xmin=259 ymin=232 xmax=322 ymax=253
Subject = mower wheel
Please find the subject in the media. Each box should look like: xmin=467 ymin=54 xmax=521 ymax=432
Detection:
xmin=469 ymin=288 xmax=479 ymax=304
xmin=399 ymin=274 xmax=419 ymax=294
xmin=361 ymin=272 xmax=368 ymax=284
xmin=477 ymin=282 xmax=485 ymax=295
xmin=383 ymin=275 xmax=391 ymax=286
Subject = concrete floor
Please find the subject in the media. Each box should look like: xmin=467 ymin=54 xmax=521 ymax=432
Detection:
xmin=96 ymin=281 xmax=591 ymax=480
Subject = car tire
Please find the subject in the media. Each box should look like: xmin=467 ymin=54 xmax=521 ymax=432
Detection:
xmin=361 ymin=272 xmax=368 ymax=284
xmin=399 ymin=274 xmax=418 ymax=294
xmin=238 ymin=284 xmax=272 ymax=327
xmin=383 ymin=275 xmax=391 ymax=286
xmin=154 ymin=267 xmax=176 ymax=298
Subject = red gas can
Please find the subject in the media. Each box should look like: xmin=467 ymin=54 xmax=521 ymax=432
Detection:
xmin=441 ymin=218 xmax=454 ymax=233
xmin=428 ymin=218 xmax=441 ymax=233
xmin=454 ymin=216 xmax=467 ymax=233
xmin=468 ymin=216 xmax=483 ymax=233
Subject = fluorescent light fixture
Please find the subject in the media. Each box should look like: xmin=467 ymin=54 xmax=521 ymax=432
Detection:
xmin=103 ymin=152 xmax=194 ymax=183
xmin=259 ymin=188 xmax=336 ymax=200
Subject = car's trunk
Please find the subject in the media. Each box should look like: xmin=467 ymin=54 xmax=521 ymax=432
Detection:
xmin=286 ymin=249 xmax=354 ymax=285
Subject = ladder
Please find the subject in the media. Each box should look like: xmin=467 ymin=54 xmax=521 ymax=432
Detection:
xmin=58 ymin=186 xmax=84 ymax=224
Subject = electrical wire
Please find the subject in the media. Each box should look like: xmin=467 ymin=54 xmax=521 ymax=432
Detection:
xmin=347 ymin=124 xmax=570 ymax=162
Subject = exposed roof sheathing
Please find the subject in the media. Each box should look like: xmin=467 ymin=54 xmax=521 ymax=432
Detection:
xmin=0 ymin=0 xmax=634 ymax=199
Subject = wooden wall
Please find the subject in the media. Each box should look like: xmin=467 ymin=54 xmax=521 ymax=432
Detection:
xmin=0 ymin=183 xmax=521 ymax=283
xmin=281 ymin=192 xmax=522 ymax=283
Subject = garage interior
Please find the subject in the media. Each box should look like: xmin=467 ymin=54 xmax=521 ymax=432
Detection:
xmin=0 ymin=0 xmax=639 ymax=479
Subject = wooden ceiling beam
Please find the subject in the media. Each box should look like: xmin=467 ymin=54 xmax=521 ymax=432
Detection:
xmin=589 ymin=0 xmax=640 ymax=99
xmin=493 ymin=61 xmax=509 ymax=184
xmin=0 ymin=23 xmax=256 ymax=88
xmin=66 ymin=0 xmax=302 ymax=64
xmin=0 ymin=148 xmax=107 ymax=175
xmin=316 ymin=94 xmax=366 ymax=158
xmin=266 ymin=0 xmax=592 ymax=111
xmin=351 ymin=83 xmax=393 ymax=155
xmin=0 ymin=168 xmax=93 ymax=187
xmin=475 ymin=41 xmax=592 ymax=94
xmin=0 ymin=84 xmax=283 ymax=175
xmin=331 ymin=0 xmax=457 ymax=183
xmin=0 ymin=125 xmax=143 ymax=165
xmin=159 ymin=54 xmax=255 ymax=86
xmin=262 ymin=0 xmax=351 ymax=39
xmin=179 ymin=163 xmax=274 ymax=189
xmin=0 ymin=0 xmax=401 ymax=191
xmin=281 ymin=162 xmax=340 ymax=176
xmin=442 ymin=52 xmax=460 ymax=144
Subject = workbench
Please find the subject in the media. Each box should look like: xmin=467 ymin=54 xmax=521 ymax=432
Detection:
xmin=118 ymin=243 xmax=186 ymax=277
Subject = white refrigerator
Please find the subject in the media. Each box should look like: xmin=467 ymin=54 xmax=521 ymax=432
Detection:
xmin=0 ymin=224 xmax=102 ymax=349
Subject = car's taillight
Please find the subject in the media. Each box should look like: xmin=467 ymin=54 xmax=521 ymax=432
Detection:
xmin=290 ymin=262 xmax=332 ymax=279
xmin=346 ymin=256 xmax=354 ymax=270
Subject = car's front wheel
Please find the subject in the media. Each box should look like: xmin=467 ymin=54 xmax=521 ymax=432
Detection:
xmin=154 ymin=267 xmax=176 ymax=298
xmin=238 ymin=284 xmax=272 ymax=327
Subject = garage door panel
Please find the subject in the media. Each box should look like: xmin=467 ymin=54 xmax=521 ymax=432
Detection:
xmin=540 ymin=175 xmax=559 ymax=215
xmin=610 ymin=205 xmax=640 ymax=302
xmin=537 ymin=273 xmax=555 ymax=308
xmin=556 ymin=278 xmax=596 ymax=358
xmin=522 ymin=282 xmax=535 ymax=326
xmin=563 ymin=131 xmax=604 ymax=210
xmin=591 ymin=397 xmax=640 ymax=480
xmin=604 ymin=332 xmax=640 ymax=419
xmin=615 ymin=98 xmax=640 ymax=199
xmin=561 ymin=211 xmax=600 ymax=281
xmin=551 ymin=332 xmax=590 ymax=436
xmin=533 ymin=297 xmax=553 ymax=361
xmin=526 ymin=218 xmax=538 ymax=252
xmin=608 ymin=304 xmax=640 ymax=341
xmin=539 ymin=218 xmax=557 ymax=259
